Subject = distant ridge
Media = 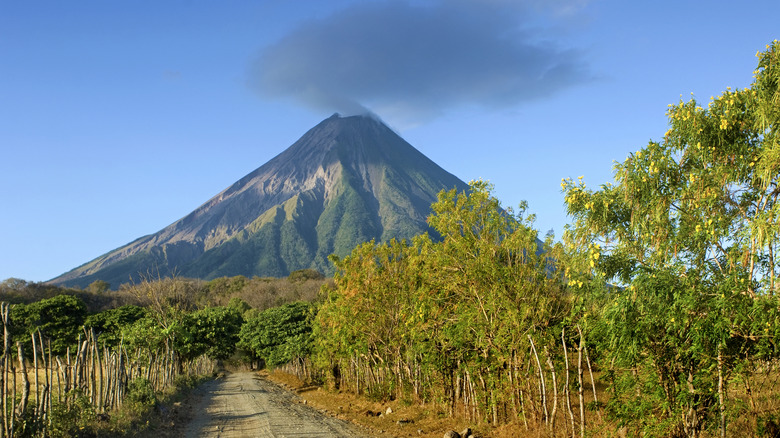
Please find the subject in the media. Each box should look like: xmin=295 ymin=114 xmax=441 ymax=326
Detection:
xmin=51 ymin=114 xmax=468 ymax=288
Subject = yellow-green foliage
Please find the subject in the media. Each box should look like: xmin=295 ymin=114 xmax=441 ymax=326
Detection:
xmin=314 ymin=180 xmax=572 ymax=422
xmin=561 ymin=41 xmax=780 ymax=437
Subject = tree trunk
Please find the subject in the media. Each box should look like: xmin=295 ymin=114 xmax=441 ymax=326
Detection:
xmin=545 ymin=347 xmax=558 ymax=432
xmin=562 ymin=328 xmax=576 ymax=438
xmin=577 ymin=328 xmax=586 ymax=438
xmin=528 ymin=334 xmax=548 ymax=425
xmin=717 ymin=345 xmax=726 ymax=438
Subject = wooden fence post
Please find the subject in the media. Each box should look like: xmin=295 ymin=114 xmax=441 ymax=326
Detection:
xmin=15 ymin=342 xmax=29 ymax=422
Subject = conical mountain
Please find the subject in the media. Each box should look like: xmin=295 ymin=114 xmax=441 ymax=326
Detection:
xmin=51 ymin=114 xmax=468 ymax=288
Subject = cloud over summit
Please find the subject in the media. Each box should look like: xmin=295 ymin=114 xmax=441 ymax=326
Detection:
xmin=249 ymin=1 xmax=592 ymax=124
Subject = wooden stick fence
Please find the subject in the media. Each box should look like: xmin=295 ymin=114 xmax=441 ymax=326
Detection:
xmin=0 ymin=302 xmax=216 ymax=437
xmin=282 ymin=327 xmax=605 ymax=436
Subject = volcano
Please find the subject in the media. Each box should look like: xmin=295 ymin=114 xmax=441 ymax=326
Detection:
xmin=51 ymin=114 xmax=468 ymax=288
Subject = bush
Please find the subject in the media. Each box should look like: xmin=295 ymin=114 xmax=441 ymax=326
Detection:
xmin=173 ymin=373 xmax=203 ymax=389
xmin=288 ymin=269 xmax=324 ymax=282
xmin=48 ymin=391 xmax=97 ymax=438
xmin=126 ymin=378 xmax=157 ymax=412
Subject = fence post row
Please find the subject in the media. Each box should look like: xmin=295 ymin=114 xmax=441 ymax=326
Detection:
xmin=0 ymin=301 xmax=215 ymax=437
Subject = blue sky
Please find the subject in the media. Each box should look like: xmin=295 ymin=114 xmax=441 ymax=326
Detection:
xmin=1 ymin=0 xmax=778 ymax=282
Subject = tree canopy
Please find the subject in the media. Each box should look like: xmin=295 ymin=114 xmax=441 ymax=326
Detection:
xmin=562 ymin=40 xmax=780 ymax=437
xmin=11 ymin=294 xmax=88 ymax=355
xmin=239 ymin=301 xmax=314 ymax=367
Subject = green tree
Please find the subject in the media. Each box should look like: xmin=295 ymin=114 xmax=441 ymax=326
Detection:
xmin=11 ymin=294 xmax=88 ymax=355
xmin=287 ymin=269 xmax=324 ymax=282
xmin=86 ymin=279 xmax=110 ymax=294
xmin=425 ymin=180 xmax=569 ymax=420
xmin=562 ymin=41 xmax=780 ymax=437
xmin=204 ymin=276 xmax=248 ymax=297
xmin=122 ymin=315 xmax=169 ymax=354
xmin=315 ymin=237 xmax=426 ymax=398
xmin=239 ymin=301 xmax=313 ymax=367
xmin=179 ymin=306 xmax=243 ymax=361
xmin=227 ymin=297 xmax=252 ymax=316
xmin=315 ymin=180 xmax=571 ymax=424
xmin=84 ymin=305 xmax=146 ymax=348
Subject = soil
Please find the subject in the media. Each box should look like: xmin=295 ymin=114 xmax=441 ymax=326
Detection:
xmin=167 ymin=370 xmax=526 ymax=438
xmin=177 ymin=371 xmax=371 ymax=437
xmin=263 ymin=371 xmax=495 ymax=438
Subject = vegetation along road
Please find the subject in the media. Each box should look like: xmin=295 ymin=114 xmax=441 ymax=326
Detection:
xmin=183 ymin=372 xmax=368 ymax=438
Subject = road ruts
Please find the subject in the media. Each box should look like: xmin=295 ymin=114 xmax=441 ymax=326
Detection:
xmin=184 ymin=371 xmax=369 ymax=438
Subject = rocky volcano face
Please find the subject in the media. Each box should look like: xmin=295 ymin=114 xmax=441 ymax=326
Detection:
xmin=52 ymin=114 xmax=468 ymax=288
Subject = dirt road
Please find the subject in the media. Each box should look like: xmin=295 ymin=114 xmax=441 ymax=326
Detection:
xmin=183 ymin=371 xmax=370 ymax=437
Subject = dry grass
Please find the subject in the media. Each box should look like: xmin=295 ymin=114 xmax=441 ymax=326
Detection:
xmin=4 ymin=367 xmax=63 ymax=397
xmin=266 ymin=370 xmax=584 ymax=438
xmin=266 ymin=368 xmax=780 ymax=438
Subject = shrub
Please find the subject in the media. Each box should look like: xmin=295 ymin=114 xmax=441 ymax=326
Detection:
xmin=125 ymin=378 xmax=157 ymax=412
xmin=48 ymin=391 xmax=96 ymax=438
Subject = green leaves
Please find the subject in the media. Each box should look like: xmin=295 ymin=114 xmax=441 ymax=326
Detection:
xmin=180 ymin=306 xmax=244 ymax=360
xmin=12 ymin=294 xmax=87 ymax=355
xmin=84 ymin=305 xmax=146 ymax=348
xmin=314 ymin=180 xmax=571 ymax=407
xmin=563 ymin=42 xmax=780 ymax=436
xmin=239 ymin=301 xmax=313 ymax=366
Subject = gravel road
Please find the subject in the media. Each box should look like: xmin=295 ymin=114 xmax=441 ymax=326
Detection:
xmin=183 ymin=371 xmax=369 ymax=438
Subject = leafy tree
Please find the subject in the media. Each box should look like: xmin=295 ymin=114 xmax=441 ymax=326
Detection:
xmin=315 ymin=180 xmax=570 ymax=422
xmin=178 ymin=306 xmax=243 ymax=361
xmin=239 ymin=301 xmax=314 ymax=367
xmin=84 ymin=305 xmax=146 ymax=348
xmin=86 ymin=280 xmax=110 ymax=294
xmin=11 ymin=294 xmax=88 ymax=355
xmin=227 ymin=297 xmax=252 ymax=316
xmin=122 ymin=315 xmax=169 ymax=354
xmin=288 ymin=269 xmax=324 ymax=282
xmin=0 ymin=277 xmax=29 ymax=292
xmin=314 ymin=237 xmax=426 ymax=398
xmin=204 ymin=276 xmax=248 ymax=297
xmin=562 ymin=41 xmax=780 ymax=437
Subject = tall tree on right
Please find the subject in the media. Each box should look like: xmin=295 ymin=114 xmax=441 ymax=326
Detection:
xmin=562 ymin=41 xmax=780 ymax=438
